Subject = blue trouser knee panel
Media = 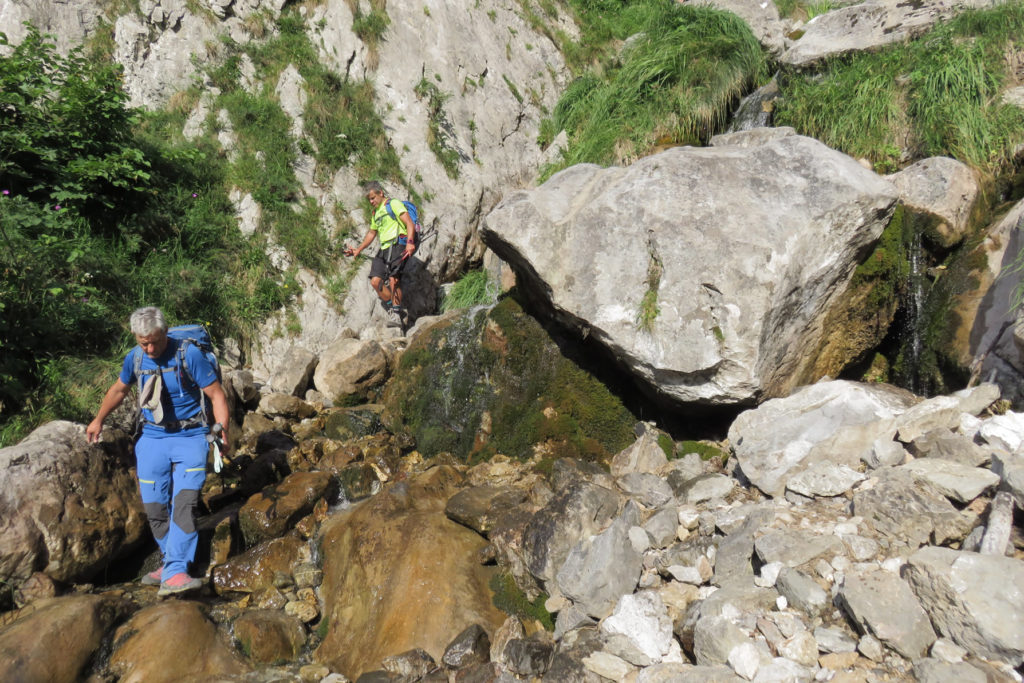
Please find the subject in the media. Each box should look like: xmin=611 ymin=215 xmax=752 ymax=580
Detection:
xmin=136 ymin=432 xmax=207 ymax=577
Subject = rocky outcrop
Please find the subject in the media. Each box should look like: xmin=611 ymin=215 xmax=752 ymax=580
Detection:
xmin=483 ymin=129 xmax=898 ymax=408
xmin=904 ymin=547 xmax=1024 ymax=666
xmin=0 ymin=421 xmax=148 ymax=586
xmin=1 ymin=364 xmax=1022 ymax=681
xmin=729 ymin=379 xmax=998 ymax=496
xmin=954 ymin=199 xmax=1024 ymax=404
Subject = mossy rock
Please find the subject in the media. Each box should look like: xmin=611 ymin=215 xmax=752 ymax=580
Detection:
xmin=489 ymin=571 xmax=553 ymax=631
xmin=381 ymin=298 xmax=636 ymax=464
xmin=323 ymin=405 xmax=385 ymax=441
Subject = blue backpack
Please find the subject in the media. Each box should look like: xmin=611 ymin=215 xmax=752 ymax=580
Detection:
xmin=385 ymin=199 xmax=423 ymax=242
xmin=132 ymin=324 xmax=221 ymax=430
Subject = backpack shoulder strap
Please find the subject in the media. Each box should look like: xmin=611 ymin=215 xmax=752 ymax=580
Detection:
xmin=385 ymin=199 xmax=397 ymax=222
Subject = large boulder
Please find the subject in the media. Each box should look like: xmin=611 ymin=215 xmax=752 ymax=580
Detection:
xmin=730 ymin=380 xmax=997 ymax=496
xmin=885 ymin=157 xmax=980 ymax=249
xmin=482 ymin=130 xmax=898 ymax=408
xmin=952 ymin=198 xmax=1024 ymax=405
xmin=108 ymin=601 xmax=251 ymax=681
xmin=313 ymin=466 xmax=506 ymax=680
xmin=0 ymin=421 xmax=148 ymax=587
xmin=0 ymin=594 xmax=128 ymax=682
xmin=312 ymin=337 xmax=390 ymax=403
xmin=729 ymin=380 xmax=916 ymax=496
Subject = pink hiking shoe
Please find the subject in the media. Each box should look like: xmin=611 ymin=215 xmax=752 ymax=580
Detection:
xmin=140 ymin=568 xmax=163 ymax=586
xmin=157 ymin=572 xmax=203 ymax=597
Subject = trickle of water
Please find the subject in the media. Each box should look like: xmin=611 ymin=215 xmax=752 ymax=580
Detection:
xmin=905 ymin=227 xmax=925 ymax=394
xmin=725 ymin=79 xmax=780 ymax=134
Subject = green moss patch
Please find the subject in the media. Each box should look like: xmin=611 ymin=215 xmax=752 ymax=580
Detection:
xmin=489 ymin=571 xmax=554 ymax=631
xmin=383 ymin=298 xmax=636 ymax=464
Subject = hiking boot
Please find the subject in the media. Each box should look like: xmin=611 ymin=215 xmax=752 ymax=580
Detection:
xmin=140 ymin=568 xmax=163 ymax=586
xmin=157 ymin=573 xmax=203 ymax=597
xmin=386 ymin=306 xmax=404 ymax=327
xmin=380 ymin=299 xmax=393 ymax=312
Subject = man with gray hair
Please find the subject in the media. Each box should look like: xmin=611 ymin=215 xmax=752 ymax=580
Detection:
xmin=344 ymin=181 xmax=417 ymax=327
xmin=87 ymin=306 xmax=229 ymax=597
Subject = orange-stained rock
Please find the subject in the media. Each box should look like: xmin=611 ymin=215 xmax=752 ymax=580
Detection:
xmin=238 ymin=471 xmax=338 ymax=545
xmin=233 ymin=609 xmax=307 ymax=664
xmin=212 ymin=533 xmax=309 ymax=595
xmin=108 ymin=601 xmax=250 ymax=682
xmin=0 ymin=593 xmax=128 ymax=682
xmin=313 ymin=466 xmax=506 ymax=680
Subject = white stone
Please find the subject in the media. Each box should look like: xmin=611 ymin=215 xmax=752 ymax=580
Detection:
xmin=881 ymin=557 xmax=905 ymax=574
xmin=931 ymin=637 xmax=967 ymax=663
xmin=776 ymin=596 xmax=788 ymax=611
xmin=834 ymin=522 xmax=858 ymax=536
xmin=858 ymin=633 xmax=884 ymax=661
xmin=678 ymin=506 xmax=701 ymax=530
xmin=778 ymin=631 xmax=819 ymax=667
xmin=668 ymin=565 xmax=705 ymax=585
xmin=755 ymin=561 xmax=784 ymax=588
xmin=629 ymin=525 xmax=651 ymax=553
xmin=728 ymin=641 xmax=762 ymax=680
xmin=601 ymin=591 xmax=675 ymax=664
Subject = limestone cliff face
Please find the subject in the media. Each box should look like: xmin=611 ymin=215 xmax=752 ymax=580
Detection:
xmin=0 ymin=0 xmax=572 ymax=377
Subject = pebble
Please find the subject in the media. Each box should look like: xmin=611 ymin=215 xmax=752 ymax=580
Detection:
xmin=858 ymin=633 xmax=884 ymax=662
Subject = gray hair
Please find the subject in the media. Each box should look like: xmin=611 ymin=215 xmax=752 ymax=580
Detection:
xmin=362 ymin=180 xmax=385 ymax=195
xmin=130 ymin=307 xmax=167 ymax=337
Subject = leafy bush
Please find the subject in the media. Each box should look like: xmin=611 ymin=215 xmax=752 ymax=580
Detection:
xmin=0 ymin=26 xmax=295 ymax=442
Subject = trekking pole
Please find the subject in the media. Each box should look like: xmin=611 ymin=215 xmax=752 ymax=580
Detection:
xmin=207 ymin=423 xmax=230 ymax=473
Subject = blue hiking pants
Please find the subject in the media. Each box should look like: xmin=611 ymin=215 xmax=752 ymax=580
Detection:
xmin=135 ymin=430 xmax=207 ymax=578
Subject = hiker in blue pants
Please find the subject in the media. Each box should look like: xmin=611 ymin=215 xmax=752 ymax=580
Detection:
xmin=344 ymin=180 xmax=417 ymax=327
xmin=86 ymin=306 xmax=229 ymax=597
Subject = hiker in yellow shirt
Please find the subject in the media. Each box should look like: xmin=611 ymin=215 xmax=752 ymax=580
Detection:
xmin=344 ymin=181 xmax=417 ymax=327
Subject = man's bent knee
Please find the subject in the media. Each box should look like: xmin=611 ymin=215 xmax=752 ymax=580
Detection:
xmin=172 ymin=489 xmax=200 ymax=534
xmin=144 ymin=502 xmax=170 ymax=539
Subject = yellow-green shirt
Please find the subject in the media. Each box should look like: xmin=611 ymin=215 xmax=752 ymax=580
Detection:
xmin=372 ymin=199 xmax=409 ymax=248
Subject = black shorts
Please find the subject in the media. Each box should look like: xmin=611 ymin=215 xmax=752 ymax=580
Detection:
xmin=369 ymin=243 xmax=409 ymax=280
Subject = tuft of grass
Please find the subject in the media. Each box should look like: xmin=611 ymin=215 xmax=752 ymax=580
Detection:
xmin=539 ymin=1 xmax=767 ymax=178
xmin=414 ymin=78 xmax=462 ymax=179
xmin=442 ymin=270 xmax=498 ymax=312
xmin=636 ymin=245 xmax=663 ymax=331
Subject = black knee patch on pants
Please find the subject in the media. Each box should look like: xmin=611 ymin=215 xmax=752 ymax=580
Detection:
xmin=172 ymin=489 xmax=200 ymax=534
xmin=144 ymin=502 xmax=170 ymax=540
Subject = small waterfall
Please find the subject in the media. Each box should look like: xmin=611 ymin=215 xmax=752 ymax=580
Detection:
xmin=903 ymin=225 xmax=926 ymax=394
xmin=725 ymin=79 xmax=780 ymax=133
